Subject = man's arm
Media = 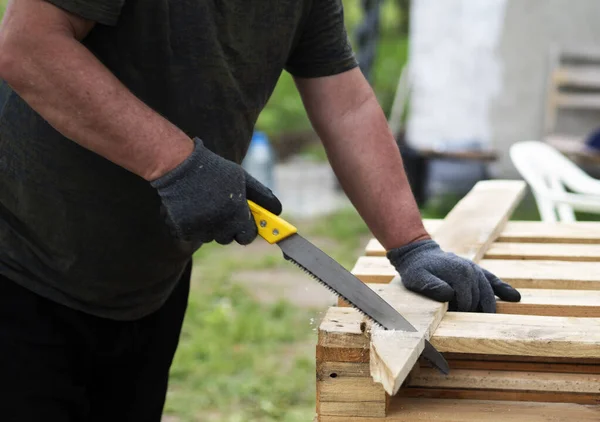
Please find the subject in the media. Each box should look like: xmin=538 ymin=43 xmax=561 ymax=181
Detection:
xmin=295 ymin=68 xmax=521 ymax=312
xmin=0 ymin=0 xmax=192 ymax=181
xmin=294 ymin=67 xmax=429 ymax=250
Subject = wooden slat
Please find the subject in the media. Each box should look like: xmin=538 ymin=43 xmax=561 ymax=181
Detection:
xmin=482 ymin=260 xmax=600 ymax=290
xmin=496 ymin=289 xmax=600 ymax=317
xmin=431 ymin=313 xmax=600 ymax=359
xmin=342 ymin=284 xmax=600 ymax=317
xmin=437 ymin=357 xmax=600 ymax=374
xmin=365 ymin=221 xmax=600 ymax=256
xmin=319 ymin=398 xmax=600 ymax=421
xmin=352 ymin=257 xmax=600 ymax=290
xmin=368 ymin=281 xmax=447 ymax=395
xmin=398 ymin=388 xmax=600 ymax=405
xmin=501 ymin=221 xmax=600 ymax=244
xmin=408 ymin=367 xmax=600 ymax=394
xmin=431 ymin=181 xmax=526 ymax=261
xmin=485 ymin=242 xmax=600 ymax=261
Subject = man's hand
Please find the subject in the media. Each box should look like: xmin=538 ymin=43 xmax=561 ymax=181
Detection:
xmin=387 ymin=240 xmax=521 ymax=312
xmin=151 ymin=138 xmax=282 ymax=245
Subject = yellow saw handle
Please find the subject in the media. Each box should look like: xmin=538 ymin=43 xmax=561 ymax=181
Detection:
xmin=248 ymin=200 xmax=297 ymax=244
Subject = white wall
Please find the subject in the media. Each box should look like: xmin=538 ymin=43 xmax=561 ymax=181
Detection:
xmin=406 ymin=0 xmax=508 ymax=151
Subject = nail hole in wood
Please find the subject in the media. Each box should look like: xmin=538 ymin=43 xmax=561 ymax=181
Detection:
xmin=330 ymin=373 xmax=338 ymax=378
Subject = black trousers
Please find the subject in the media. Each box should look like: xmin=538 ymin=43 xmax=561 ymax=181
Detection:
xmin=0 ymin=263 xmax=191 ymax=422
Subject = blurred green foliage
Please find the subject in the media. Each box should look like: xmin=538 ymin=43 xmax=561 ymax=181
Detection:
xmin=256 ymin=0 xmax=409 ymax=139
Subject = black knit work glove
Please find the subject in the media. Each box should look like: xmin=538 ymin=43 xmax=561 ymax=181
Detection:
xmin=387 ymin=239 xmax=521 ymax=313
xmin=150 ymin=137 xmax=282 ymax=245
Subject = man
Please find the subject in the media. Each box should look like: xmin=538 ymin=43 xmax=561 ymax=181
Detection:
xmin=0 ymin=0 xmax=521 ymax=420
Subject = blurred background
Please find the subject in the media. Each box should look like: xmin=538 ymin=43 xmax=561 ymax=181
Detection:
xmin=3 ymin=0 xmax=600 ymax=421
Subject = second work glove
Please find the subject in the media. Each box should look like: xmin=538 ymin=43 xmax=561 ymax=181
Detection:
xmin=387 ymin=239 xmax=521 ymax=313
xmin=151 ymin=137 xmax=282 ymax=245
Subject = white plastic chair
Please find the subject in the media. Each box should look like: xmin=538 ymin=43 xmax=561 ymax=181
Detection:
xmin=510 ymin=140 xmax=600 ymax=222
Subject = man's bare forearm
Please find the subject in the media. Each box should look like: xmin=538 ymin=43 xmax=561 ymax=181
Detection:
xmin=0 ymin=0 xmax=192 ymax=181
xmin=296 ymin=68 xmax=430 ymax=250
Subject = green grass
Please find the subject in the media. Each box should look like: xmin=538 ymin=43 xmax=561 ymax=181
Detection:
xmin=165 ymin=242 xmax=319 ymax=422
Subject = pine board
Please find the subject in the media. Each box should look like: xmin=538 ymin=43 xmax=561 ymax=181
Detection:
xmin=351 ymin=256 xmax=600 ymax=290
xmin=318 ymin=398 xmax=600 ymax=421
xmin=431 ymin=313 xmax=600 ymax=359
xmin=485 ymin=242 xmax=600 ymax=261
xmin=365 ymin=220 xmax=600 ymax=256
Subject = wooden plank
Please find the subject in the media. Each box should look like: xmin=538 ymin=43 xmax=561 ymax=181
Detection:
xmin=342 ymin=284 xmax=600 ymax=317
xmin=496 ymin=289 xmax=600 ymax=317
xmin=398 ymin=388 xmax=600 ymax=405
xmin=482 ymin=260 xmax=600 ymax=290
xmin=437 ymin=358 xmax=600 ymax=374
xmin=319 ymin=377 xmax=385 ymax=402
xmin=365 ymin=221 xmax=600 ymax=256
xmin=352 ymin=257 xmax=600 ymax=290
xmin=318 ymin=401 xmax=387 ymax=418
xmin=431 ymin=313 xmax=600 ymax=359
xmin=485 ymin=242 xmax=600 ymax=262
xmin=431 ymin=180 xmax=526 ymax=261
xmin=351 ymin=256 xmax=396 ymax=283
xmin=500 ymin=221 xmax=600 ymax=244
xmin=319 ymin=398 xmax=600 ymax=421
xmin=407 ymin=367 xmax=600 ymax=394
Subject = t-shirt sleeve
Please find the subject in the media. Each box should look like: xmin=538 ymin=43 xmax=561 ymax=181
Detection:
xmin=285 ymin=0 xmax=359 ymax=78
xmin=44 ymin=0 xmax=125 ymax=26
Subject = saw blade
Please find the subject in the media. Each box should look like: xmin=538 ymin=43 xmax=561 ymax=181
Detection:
xmin=277 ymin=233 xmax=449 ymax=375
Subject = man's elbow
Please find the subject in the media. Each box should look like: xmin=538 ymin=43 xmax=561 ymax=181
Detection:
xmin=0 ymin=33 xmax=28 ymax=86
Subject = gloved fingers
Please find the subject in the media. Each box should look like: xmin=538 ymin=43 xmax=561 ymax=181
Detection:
xmin=475 ymin=267 xmax=497 ymax=313
xmin=214 ymin=227 xmax=238 ymax=245
xmin=469 ymin=267 xmax=481 ymax=312
xmin=234 ymin=216 xmax=259 ymax=246
xmin=443 ymin=264 xmax=475 ymax=312
xmin=401 ymin=270 xmax=455 ymax=303
xmin=482 ymin=268 xmax=521 ymax=302
xmin=245 ymin=171 xmax=282 ymax=216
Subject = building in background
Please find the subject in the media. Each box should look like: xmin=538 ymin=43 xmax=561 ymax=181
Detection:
xmin=405 ymin=0 xmax=600 ymax=194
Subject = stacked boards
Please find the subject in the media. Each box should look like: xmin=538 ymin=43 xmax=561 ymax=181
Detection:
xmin=314 ymin=181 xmax=600 ymax=421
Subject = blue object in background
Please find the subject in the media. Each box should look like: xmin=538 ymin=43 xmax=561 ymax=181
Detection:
xmin=585 ymin=127 xmax=600 ymax=151
xmin=242 ymin=131 xmax=276 ymax=193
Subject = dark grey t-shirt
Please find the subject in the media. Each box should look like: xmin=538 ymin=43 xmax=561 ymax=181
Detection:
xmin=0 ymin=0 xmax=357 ymax=320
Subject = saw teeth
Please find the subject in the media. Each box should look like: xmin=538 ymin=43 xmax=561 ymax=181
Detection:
xmin=287 ymin=257 xmax=386 ymax=330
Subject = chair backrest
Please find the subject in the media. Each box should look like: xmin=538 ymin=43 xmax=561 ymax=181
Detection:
xmin=510 ymin=140 xmax=590 ymax=222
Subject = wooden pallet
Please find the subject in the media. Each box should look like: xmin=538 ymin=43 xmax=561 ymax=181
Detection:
xmin=314 ymin=181 xmax=600 ymax=421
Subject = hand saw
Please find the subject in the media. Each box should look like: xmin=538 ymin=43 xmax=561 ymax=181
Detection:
xmin=248 ymin=200 xmax=449 ymax=375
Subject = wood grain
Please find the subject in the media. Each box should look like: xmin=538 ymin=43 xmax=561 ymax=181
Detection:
xmin=431 ymin=313 xmax=600 ymax=358
xmin=485 ymin=242 xmax=600 ymax=261
xmin=407 ymin=367 xmax=600 ymax=393
xmin=496 ymin=288 xmax=600 ymax=317
xmin=352 ymin=257 xmax=600 ymax=290
xmin=432 ymin=181 xmax=526 ymax=261
xmin=318 ymin=398 xmax=600 ymax=421
xmin=364 ymin=220 xmax=600 ymax=256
